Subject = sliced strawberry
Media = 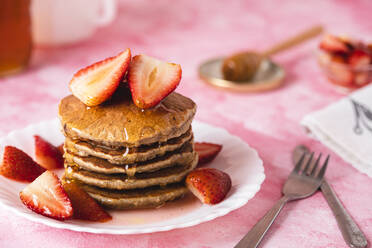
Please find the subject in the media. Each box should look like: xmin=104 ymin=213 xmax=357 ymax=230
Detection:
xmin=62 ymin=180 xmax=112 ymax=222
xmin=328 ymin=64 xmax=354 ymax=87
xmin=34 ymin=135 xmax=64 ymax=170
xmin=19 ymin=171 xmax=73 ymax=220
xmin=367 ymin=43 xmax=372 ymax=53
xmin=57 ymin=143 xmax=64 ymax=156
xmin=354 ymin=72 xmax=369 ymax=86
xmin=128 ymin=55 xmax=182 ymax=108
xmin=195 ymin=142 xmax=222 ymax=166
xmin=338 ymin=36 xmax=360 ymax=50
xmin=186 ymin=168 xmax=231 ymax=205
xmin=348 ymin=50 xmax=371 ymax=70
xmin=69 ymin=48 xmax=131 ymax=106
xmin=326 ymin=55 xmax=354 ymax=87
xmin=0 ymin=146 xmax=45 ymax=182
xmin=330 ymin=54 xmax=347 ymax=64
xmin=319 ymin=34 xmax=349 ymax=53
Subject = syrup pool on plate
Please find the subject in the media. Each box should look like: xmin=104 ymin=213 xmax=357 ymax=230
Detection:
xmin=57 ymin=168 xmax=201 ymax=226
xmin=109 ymin=192 xmax=202 ymax=226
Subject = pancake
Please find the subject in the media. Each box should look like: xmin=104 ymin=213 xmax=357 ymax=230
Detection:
xmin=64 ymin=128 xmax=193 ymax=164
xmin=64 ymin=142 xmax=195 ymax=175
xmin=64 ymin=153 xmax=198 ymax=190
xmin=58 ymin=91 xmax=196 ymax=148
xmin=80 ymin=183 xmax=189 ymax=209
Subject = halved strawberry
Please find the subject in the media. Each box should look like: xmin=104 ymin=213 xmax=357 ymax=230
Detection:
xmin=367 ymin=43 xmax=372 ymax=53
xmin=354 ymin=72 xmax=369 ymax=86
xmin=195 ymin=142 xmax=222 ymax=166
xmin=128 ymin=55 xmax=182 ymax=108
xmin=19 ymin=171 xmax=73 ymax=220
xmin=348 ymin=50 xmax=371 ymax=70
xmin=327 ymin=55 xmax=354 ymax=87
xmin=186 ymin=168 xmax=231 ymax=205
xmin=319 ymin=34 xmax=349 ymax=53
xmin=62 ymin=180 xmax=112 ymax=222
xmin=328 ymin=64 xmax=354 ymax=87
xmin=330 ymin=54 xmax=347 ymax=64
xmin=57 ymin=143 xmax=64 ymax=156
xmin=34 ymin=135 xmax=64 ymax=170
xmin=69 ymin=48 xmax=131 ymax=106
xmin=0 ymin=146 xmax=45 ymax=182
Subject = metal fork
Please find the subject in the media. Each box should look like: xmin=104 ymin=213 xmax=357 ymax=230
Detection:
xmin=293 ymin=145 xmax=367 ymax=248
xmin=234 ymin=152 xmax=329 ymax=248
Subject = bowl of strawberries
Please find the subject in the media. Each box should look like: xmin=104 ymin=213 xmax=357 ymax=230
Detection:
xmin=317 ymin=34 xmax=372 ymax=92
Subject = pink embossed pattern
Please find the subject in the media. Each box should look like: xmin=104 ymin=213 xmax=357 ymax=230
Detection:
xmin=0 ymin=0 xmax=371 ymax=247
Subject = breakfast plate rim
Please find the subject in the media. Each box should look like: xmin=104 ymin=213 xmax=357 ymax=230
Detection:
xmin=0 ymin=118 xmax=265 ymax=234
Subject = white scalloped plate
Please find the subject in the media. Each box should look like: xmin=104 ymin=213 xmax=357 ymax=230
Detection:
xmin=0 ymin=119 xmax=264 ymax=234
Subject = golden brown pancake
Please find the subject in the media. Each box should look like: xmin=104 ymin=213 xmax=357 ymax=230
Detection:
xmin=80 ymin=183 xmax=189 ymax=209
xmin=64 ymin=142 xmax=195 ymax=175
xmin=59 ymin=89 xmax=197 ymax=210
xmin=64 ymin=153 xmax=198 ymax=190
xmin=64 ymin=129 xmax=193 ymax=164
xmin=58 ymin=91 xmax=196 ymax=148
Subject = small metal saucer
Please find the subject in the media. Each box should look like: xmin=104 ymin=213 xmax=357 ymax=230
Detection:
xmin=198 ymin=57 xmax=285 ymax=92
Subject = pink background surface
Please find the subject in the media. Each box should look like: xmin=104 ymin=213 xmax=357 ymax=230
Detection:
xmin=0 ymin=0 xmax=372 ymax=247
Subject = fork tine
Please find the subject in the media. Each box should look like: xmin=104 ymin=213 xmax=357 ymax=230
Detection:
xmin=310 ymin=153 xmax=322 ymax=176
xmin=316 ymin=155 xmax=330 ymax=179
xmin=302 ymin=152 xmax=314 ymax=174
xmin=293 ymin=152 xmax=306 ymax=174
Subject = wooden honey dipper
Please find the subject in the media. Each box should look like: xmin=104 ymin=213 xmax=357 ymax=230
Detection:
xmin=222 ymin=25 xmax=323 ymax=82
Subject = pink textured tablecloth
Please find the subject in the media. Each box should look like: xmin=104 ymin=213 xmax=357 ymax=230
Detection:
xmin=0 ymin=0 xmax=371 ymax=247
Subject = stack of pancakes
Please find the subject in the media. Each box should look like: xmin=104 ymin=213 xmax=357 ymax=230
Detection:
xmin=58 ymin=90 xmax=197 ymax=209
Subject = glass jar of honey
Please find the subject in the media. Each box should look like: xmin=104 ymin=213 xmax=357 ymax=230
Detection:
xmin=0 ymin=0 xmax=32 ymax=77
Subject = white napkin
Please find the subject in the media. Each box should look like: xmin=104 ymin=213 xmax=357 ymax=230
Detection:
xmin=302 ymin=84 xmax=372 ymax=178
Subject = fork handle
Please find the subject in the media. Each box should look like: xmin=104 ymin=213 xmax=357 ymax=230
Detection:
xmin=234 ymin=196 xmax=290 ymax=248
xmin=321 ymin=181 xmax=368 ymax=248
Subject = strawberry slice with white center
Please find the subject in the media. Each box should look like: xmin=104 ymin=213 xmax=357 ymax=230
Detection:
xmin=327 ymin=55 xmax=354 ymax=87
xmin=348 ymin=50 xmax=371 ymax=70
xmin=34 ymin=135 xmax=64 ymax=170
xmin=186 ymin=168 xmax=232 ymax=205
xmin=195 ymin=142 xmax=222 ymax=166
xmin=0 ymin=146 xmax=45 ymax=182
xmin=319 ymin=34 xmax=349 ymax=53
xmin=57 ymin=143 xmax=64 ymax=156
xmin=329 ymin=64 xmax=354 ymax=87
xmin=354 ymin=72 xmax=369 ymax=86
xmin=69 ymin=48 xmax=131 ymax=106
xmin=62 ymin=180 xmax=112 ymax=222
xmin=128 ymin=55 xmax=182 ymax=108
xmin=19 ymin=171 xmax=73 ymax=220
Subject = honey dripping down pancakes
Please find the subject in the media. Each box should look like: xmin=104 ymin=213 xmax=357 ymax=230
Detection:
xmin=11 ymin=50 xmax=229 ymax=224
xmin=59 ymin=87 xmax=198 ymax=209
